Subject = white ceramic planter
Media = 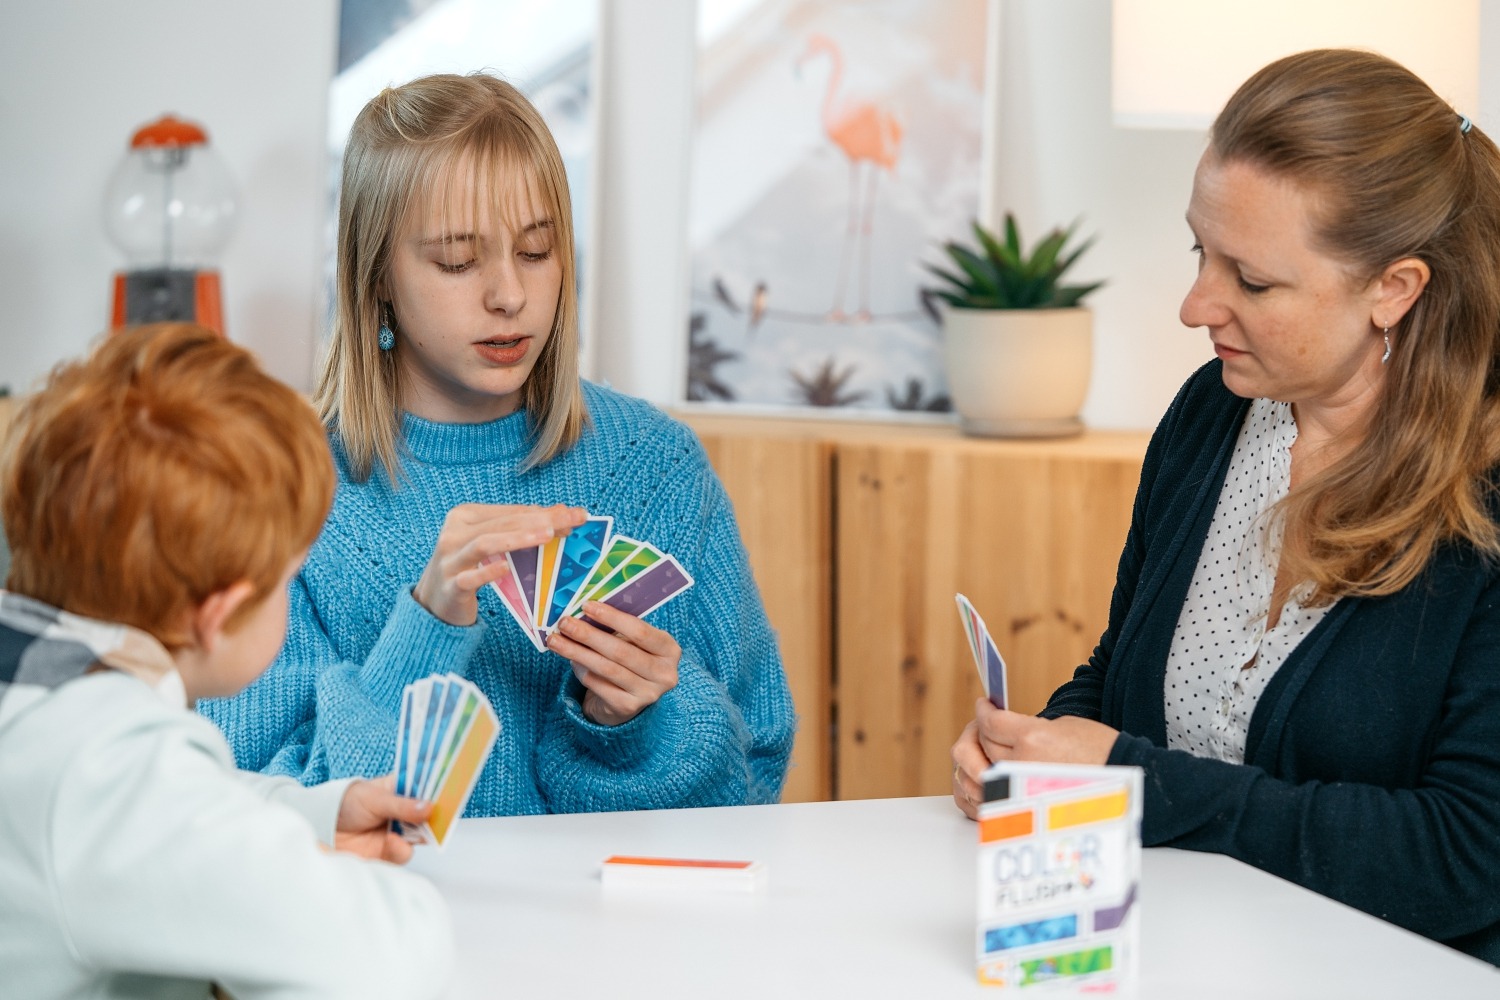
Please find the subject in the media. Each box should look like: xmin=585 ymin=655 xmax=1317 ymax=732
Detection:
xmin=941 ymin=306 xmax=1092 ymax=438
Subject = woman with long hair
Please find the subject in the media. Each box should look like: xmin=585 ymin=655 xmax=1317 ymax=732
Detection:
xmin=952 ymin=49 xmax=1500 ymax=963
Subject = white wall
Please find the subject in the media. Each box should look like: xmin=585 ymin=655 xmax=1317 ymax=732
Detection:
xmin=590 ymin=0 xmax=698 ymax=398
xmin=4 ymin=0 xmax=1500 ymax=431
xmin=991 ymin=0 xmax=1210 ymax=429
xmin=0 ymin=0 xmax=337 ymax=396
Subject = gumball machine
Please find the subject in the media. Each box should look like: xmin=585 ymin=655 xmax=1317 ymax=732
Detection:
xmin=104 ymin=114 xmax=237 ymax=334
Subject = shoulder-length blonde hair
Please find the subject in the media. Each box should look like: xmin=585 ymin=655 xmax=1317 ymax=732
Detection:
xmin=1212 ymin=49 xmax=1500 ymax=601
xmin=317 ymin=71 xmax=587 ymax=483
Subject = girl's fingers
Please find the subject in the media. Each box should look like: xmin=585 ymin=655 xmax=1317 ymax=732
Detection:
xmin=578 ymin=601 xmax=679 ymax=657
xmin=550 ymin=615 xmax=639 ymax=666
xmin=547 ymin=629 xmax=648 ymax=695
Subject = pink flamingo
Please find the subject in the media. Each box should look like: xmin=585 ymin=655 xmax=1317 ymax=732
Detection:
xmin=798 ymin=33 xmax=904 ymax=322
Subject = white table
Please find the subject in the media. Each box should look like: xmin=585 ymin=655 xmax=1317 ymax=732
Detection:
xmin=412 ymin=796 xmax=1500 ymax=998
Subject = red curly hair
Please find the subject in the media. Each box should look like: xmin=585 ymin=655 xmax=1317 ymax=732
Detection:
xmin=2 ymin=324 xmax=335 ymax=648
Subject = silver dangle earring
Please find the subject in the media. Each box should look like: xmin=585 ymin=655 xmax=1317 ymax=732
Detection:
xmin=1381 ymin=327 xmax=1391 ymax=365
xmin=378 ymin=305 xmax=396 ymax=352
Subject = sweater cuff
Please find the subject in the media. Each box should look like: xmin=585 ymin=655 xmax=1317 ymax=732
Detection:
xmin=358 ymin=588 xmax=486 ymax=707
xmin=557 ymin=671 xmax=667 ymax=769
xmin=293 ymin=778 xmax=355 ymax=847
xmin=1106 ymin=731 xmax=1153 ymax=767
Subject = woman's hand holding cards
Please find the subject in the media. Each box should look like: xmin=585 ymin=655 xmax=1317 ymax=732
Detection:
xmin=414 ymin=503 xmax=587 ymax=626
xmin=547 ymin=600 xmax=682 ymax=726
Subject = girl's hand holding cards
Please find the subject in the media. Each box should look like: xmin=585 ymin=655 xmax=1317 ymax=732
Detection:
xmin=548 ymin=601 xmax=682 ymax=726
xmin=486 ymin=511 xmax=696 ymax=726
xmin=415 ymin=503 xmax=587 ymax=626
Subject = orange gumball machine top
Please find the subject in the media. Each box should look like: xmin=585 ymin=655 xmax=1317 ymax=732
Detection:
xmin=104 ymin=114 xmax=237 ymax=334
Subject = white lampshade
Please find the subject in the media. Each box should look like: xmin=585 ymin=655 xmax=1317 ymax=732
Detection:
xmin=1112 ymin=0 xmax=1480 ymax=129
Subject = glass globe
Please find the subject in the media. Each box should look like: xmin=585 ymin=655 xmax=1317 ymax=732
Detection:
xmin=104 ymin=132 xmax=237 ymax=269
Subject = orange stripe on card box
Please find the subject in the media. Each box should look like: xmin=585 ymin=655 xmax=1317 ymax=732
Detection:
xmin=979 ymin=809 xmax=1034 ymax=843
xmin=603 ymin=856 xmax=754 ymax=869
xmin=1046 ymin=789 xmax=1129 ymax=831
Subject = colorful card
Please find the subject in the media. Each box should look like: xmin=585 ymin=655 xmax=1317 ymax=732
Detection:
xmin=487 ymin=555 xmax=546 ymax=652
xmin=975 ymin=761 xmax=1143 ymax=992
xmin=543 ymin=515 xmax=614 ymax=629
xmin=955 ymin=593 xmax=1009 ymax=709
xmin=571 ymin=543 xmax=664 ymax=615
xmin=391 ymin=673 xmax=500 ymax=848
xmin=487 ymin=514 xmax=694 ymax=646
xmin=582 ymin=555 xmax=695 ymax=634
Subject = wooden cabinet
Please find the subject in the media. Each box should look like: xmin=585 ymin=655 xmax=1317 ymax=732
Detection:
xmin=680 ymin=411 xmax=1150 ymax=804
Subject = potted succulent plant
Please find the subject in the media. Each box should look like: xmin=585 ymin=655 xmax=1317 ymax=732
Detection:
xmin=924 ymin=214 xmax=1103 ymax=437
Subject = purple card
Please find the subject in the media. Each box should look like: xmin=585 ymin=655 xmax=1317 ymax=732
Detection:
xmin=490 ymin=561 xmax=545 ymax=652
xmin=507 ymin=547 xmax=541 ymax=623
xmin=980 ymin=631 xmax=1008 ymax=710
xmin=581 ymin=555 xmax=695 ymax=632
xmin=955 ymin=592 xmax=1008 ymax=709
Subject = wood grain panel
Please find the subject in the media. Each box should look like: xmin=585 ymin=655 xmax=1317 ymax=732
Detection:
xmin=835 ymin=435 xmax=1145 ymax=800
xmin=688 ymin=422 xmax=834 ymax=803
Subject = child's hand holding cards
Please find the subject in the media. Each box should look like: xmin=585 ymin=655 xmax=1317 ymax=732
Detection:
xmin=392 ymin=673 xmax=499 ymax=848
xmin=955 ymin=593 xmax=1009 ymax=709
xmin=488 ymin=514 xmax=695 ymax=649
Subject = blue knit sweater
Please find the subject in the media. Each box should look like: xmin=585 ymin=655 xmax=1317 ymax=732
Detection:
xmin=199 ymin=382 xmax=796 ymax=815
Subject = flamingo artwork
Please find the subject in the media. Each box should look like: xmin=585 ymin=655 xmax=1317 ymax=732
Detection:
xmin=798 ymin=33 xmax=904 ymax=322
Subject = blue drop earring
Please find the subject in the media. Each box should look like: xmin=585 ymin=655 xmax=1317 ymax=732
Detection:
xmin=378 ymin=306 xmax=396 ymax=352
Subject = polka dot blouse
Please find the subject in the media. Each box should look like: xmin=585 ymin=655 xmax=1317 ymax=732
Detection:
xmin=1163 ymin=398 xmax=1331 ymax=764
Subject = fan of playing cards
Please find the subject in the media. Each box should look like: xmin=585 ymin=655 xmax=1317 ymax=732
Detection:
xmin=955 ymin=593 xmax=1009 ymax=710
xmin=393 ymin=673 xmax=500 ymax=847
xmin=488 ymin=515 xmax=695 ymax=650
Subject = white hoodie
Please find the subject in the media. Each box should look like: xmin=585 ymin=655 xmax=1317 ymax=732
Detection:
xmin=0 ymin=593 xmax=454 ymax=1000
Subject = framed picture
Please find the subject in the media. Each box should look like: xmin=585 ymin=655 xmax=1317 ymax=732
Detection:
xmin=325 ymin=0 xmax=600 ymax=356
xmin=681 ymin=0 xmax=993 ymax=420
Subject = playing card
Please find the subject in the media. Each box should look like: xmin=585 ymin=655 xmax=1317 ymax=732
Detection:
xmin=955 ymin=593 xmax=1009 ymax=710
xmin=506 ymin=547 xmax=541 ymax=623
xmin=393 ymin=684 xmax=416 ymax=798
xmin=421 ymin=685 xmax=478 ymax=805
xmin=412 ymin=677 xmax=460 ymax=793
xmin=390 ymin=674 xmax=501 ymax=848
xmin=531 ymin=536 xmax=565 ymax=628
xmin=569 ymin=543 xmax=664 ymax=616
xmin=487 ymin=557 xmax=546 ymax=652
xmin=399 ymin=680 xmax=432 ymax=800
xmin=581 ymin=555 xmax=695 ymax=632
xmin=563 ymin=536 xmax=646 ymax=619
xmin=425 ymin=696 xmax=499 ymax=846
xmin=485 ymin=511 xmax=693 ymax=646
xmin=957 ymin=600 xmax=982 ymax=667
xmin=543 ymin=515 xmax=613 ymax=629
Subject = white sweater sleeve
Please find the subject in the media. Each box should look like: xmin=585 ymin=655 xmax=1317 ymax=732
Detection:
xmin=234 ymin=770 xmax=354 ymax=847
xmin=47 ymin=713 xmax=454 ymax=999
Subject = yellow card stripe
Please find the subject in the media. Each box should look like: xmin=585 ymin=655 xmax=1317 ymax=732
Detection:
xmin=535 ymin=537 xmax=562 ymax=610
xmin=427 ymin=712 xmax=498 ymax=845
xmin=1046 ymin=790 xmax=1128 ymax=831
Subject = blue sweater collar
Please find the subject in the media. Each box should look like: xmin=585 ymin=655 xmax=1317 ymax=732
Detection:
xmin=399 ymin=407 xmax=534 ymax=466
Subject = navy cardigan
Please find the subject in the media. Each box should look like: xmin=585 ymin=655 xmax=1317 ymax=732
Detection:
xmin=1044 ymin=360 xmax=1500 ymax=964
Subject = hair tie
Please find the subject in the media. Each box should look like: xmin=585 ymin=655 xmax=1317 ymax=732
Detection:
xmin=1460 ymin=114 xmax=1473 ymax=134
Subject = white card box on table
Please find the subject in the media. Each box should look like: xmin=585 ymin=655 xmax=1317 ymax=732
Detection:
xmin=975 ymin=761 xmax=1143 ymax=992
